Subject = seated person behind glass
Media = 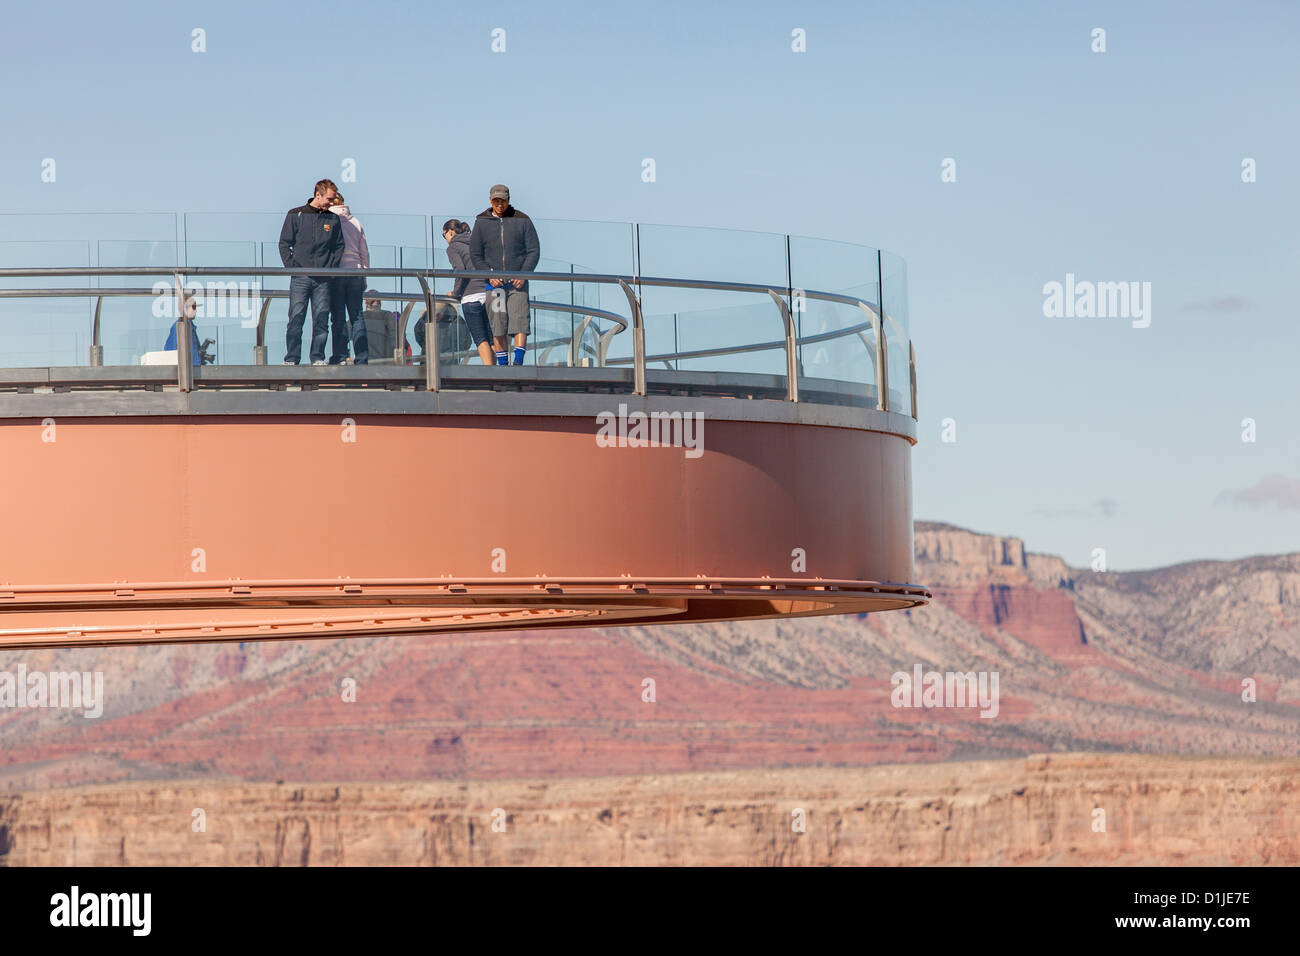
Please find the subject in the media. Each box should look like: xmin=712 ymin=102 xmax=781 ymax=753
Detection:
xmin=163 ymin=294 xmax=204 ymax=366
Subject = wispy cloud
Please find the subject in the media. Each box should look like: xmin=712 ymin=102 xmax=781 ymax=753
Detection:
xmin=1183 ymin=295 xmax=1248 ymax=313
xmin=1034 ymin=498 xmax=1119 ymax=519
xmin=1216 ymin=475 xmax=1300 ymax=510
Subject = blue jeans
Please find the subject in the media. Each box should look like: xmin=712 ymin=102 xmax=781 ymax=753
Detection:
xmin=329 ymin=274 xmax=368 ymax=363
xmin=285 ymin=275 xmax=331 ymax=364
xmin=461 ymin=299 xmax=491 ymax=347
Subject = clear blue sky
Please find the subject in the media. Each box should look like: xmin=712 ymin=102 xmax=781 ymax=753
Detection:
xmin=1 ymin=0 xmax=1296 ymax=571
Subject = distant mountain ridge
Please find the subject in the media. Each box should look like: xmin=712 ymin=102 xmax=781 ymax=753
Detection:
xmin=1 ymin=523 xmax=1296 ymax=792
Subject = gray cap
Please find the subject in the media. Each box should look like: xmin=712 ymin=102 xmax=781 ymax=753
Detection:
xmin=489 ymin=184 xmax=510 ymax=201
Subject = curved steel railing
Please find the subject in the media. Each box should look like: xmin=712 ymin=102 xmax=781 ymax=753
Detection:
xmin=10 ymin=285 xmax=628 ymax=368
xmin=0 ymin=266 xmax=914 ymax=417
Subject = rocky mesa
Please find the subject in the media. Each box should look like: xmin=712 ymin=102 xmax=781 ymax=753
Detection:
xmin=3 ymin=754 xmax=1296 ymax=865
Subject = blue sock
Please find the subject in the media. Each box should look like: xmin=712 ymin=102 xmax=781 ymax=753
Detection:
xmin=513 ymin=346 xmax=525 ymax=366
xmin=495 ymin=351 xmax=508 ymax=365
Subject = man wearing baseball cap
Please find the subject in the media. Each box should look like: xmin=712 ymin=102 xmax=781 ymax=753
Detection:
xmin=468 ymin=184 xmax=541 ymax=366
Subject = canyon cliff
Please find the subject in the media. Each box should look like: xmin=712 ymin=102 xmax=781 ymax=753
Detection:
xmin=2 ymin=523 xmax=1296 ymax=864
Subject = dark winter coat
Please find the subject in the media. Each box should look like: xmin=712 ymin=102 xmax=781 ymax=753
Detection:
xmin=468 ymin=206 xmax=540 ymax=290
xmin=445 ymin=230 xmax=486 ymax=300
xmin=278 ymin=201 xmax=345 ymax=272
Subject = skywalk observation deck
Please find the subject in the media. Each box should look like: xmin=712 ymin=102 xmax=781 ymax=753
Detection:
xmin=0 ymin=213 xmax=927 ymax=648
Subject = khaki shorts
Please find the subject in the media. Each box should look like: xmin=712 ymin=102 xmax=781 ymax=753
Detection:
xmin=487 ymin=287 xmax=530 ymax=337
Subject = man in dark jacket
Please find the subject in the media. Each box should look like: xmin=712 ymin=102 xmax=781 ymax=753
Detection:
xmin=469 ymin=184 xmax=540 ymax=366
xmin=278 ymin=179 xmax=345 ymax=365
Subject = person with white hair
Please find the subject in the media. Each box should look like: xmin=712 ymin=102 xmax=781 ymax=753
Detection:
xmin=326 ymin=192 xmax=371 ymax=364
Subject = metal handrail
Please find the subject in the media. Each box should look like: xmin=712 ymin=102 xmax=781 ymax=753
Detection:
xmin=0 ymin=266 xmax=916 ymax=417
xmin=389 ymin=295 xmax=625 ymax=370
xmin=766 ymin=289 xmax=800 ymax=404
xmin=172 ymin=272 xmax=193 ymax=392
xmin=0 ymin=286 xmax=623 ymax=370
xmin=910 ymin=341 xmax=918 ymax=421
xmin=0 ymin=266 xmax=902 ymax=327
xmin=604 ymin=316 xmax=877 ymax=365
xmin=616 ymin=278 xmax=647 ymax=397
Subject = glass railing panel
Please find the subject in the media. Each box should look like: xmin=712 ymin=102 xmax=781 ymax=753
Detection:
xmin=522 ymin=218 xmax=634 ymax=276
xmin=636 ymin=222 xmax=786 ymax=285
xmin=797 ymin=294 xmax=879 ymax=407
xmin=257 ymin=241 xmax=288 ymax=289
xmin=635 ymin=224 xmax=789 ymax=379
xmin=788 ymin=235 xmax=882 ymax=406
xmin=96 ymin=238 xmax=180 ymax=276
xmin=395 ymin=242 xmax=428 ymax=299
xmin=0 ymin=213 xmax=910 ymax=397
xmin=186 ymin=211 xmax=427 ymax=269
xmin=880 ymin=251 xmax=912 ymax=417
xmin=565 ymin=276 xmax=620 ymax=367
xmin=0 ymin=215 xmax=177 ymax=368
xmin=573 ymin=304 xmax=605 ymax=366
xmin=388 ymin=245 xmax=431 ymax=361
xmin=0 ymin=213 xmax=178 ymax=255
xmin=181 ymin=242 xmax=258 ymax=366
xmin=96 ymin=240 xmax=181 ymax=366
xmin=525 ymin=255 xmax=581 ymax=367
xmin=640 ymin=308 xmax=681 ymax=371
xmin=184 ymin=212 xmax=282 ymax=262
xmin=254 ymin=240 xmax=291 ymax=364
xmin=349 ymin=213 xmax=429 ymax=260
xmin=644 ymin=293 xmax=785 ymax=379
xmin=400 ymin=245 xmax=430 ymax=268
xmin=0 ymin=238 xmax=93 ymax=277
xmin=185 ymin=213 xmax=280 ymax=364
xmin=0 ymin=240 xmax=92 ymax=368
xmin=106 ymin=296 xmax=225 ymax=368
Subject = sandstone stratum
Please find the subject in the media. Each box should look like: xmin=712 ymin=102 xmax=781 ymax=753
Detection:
xmin=2 ymin=755 xmax=1295 ymax=865
xmin=1 ymin=522 xmax=1297 ymax=793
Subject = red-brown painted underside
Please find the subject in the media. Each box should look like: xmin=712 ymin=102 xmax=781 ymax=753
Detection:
xmin=0 ymin=414 xmax=925 ymax=647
